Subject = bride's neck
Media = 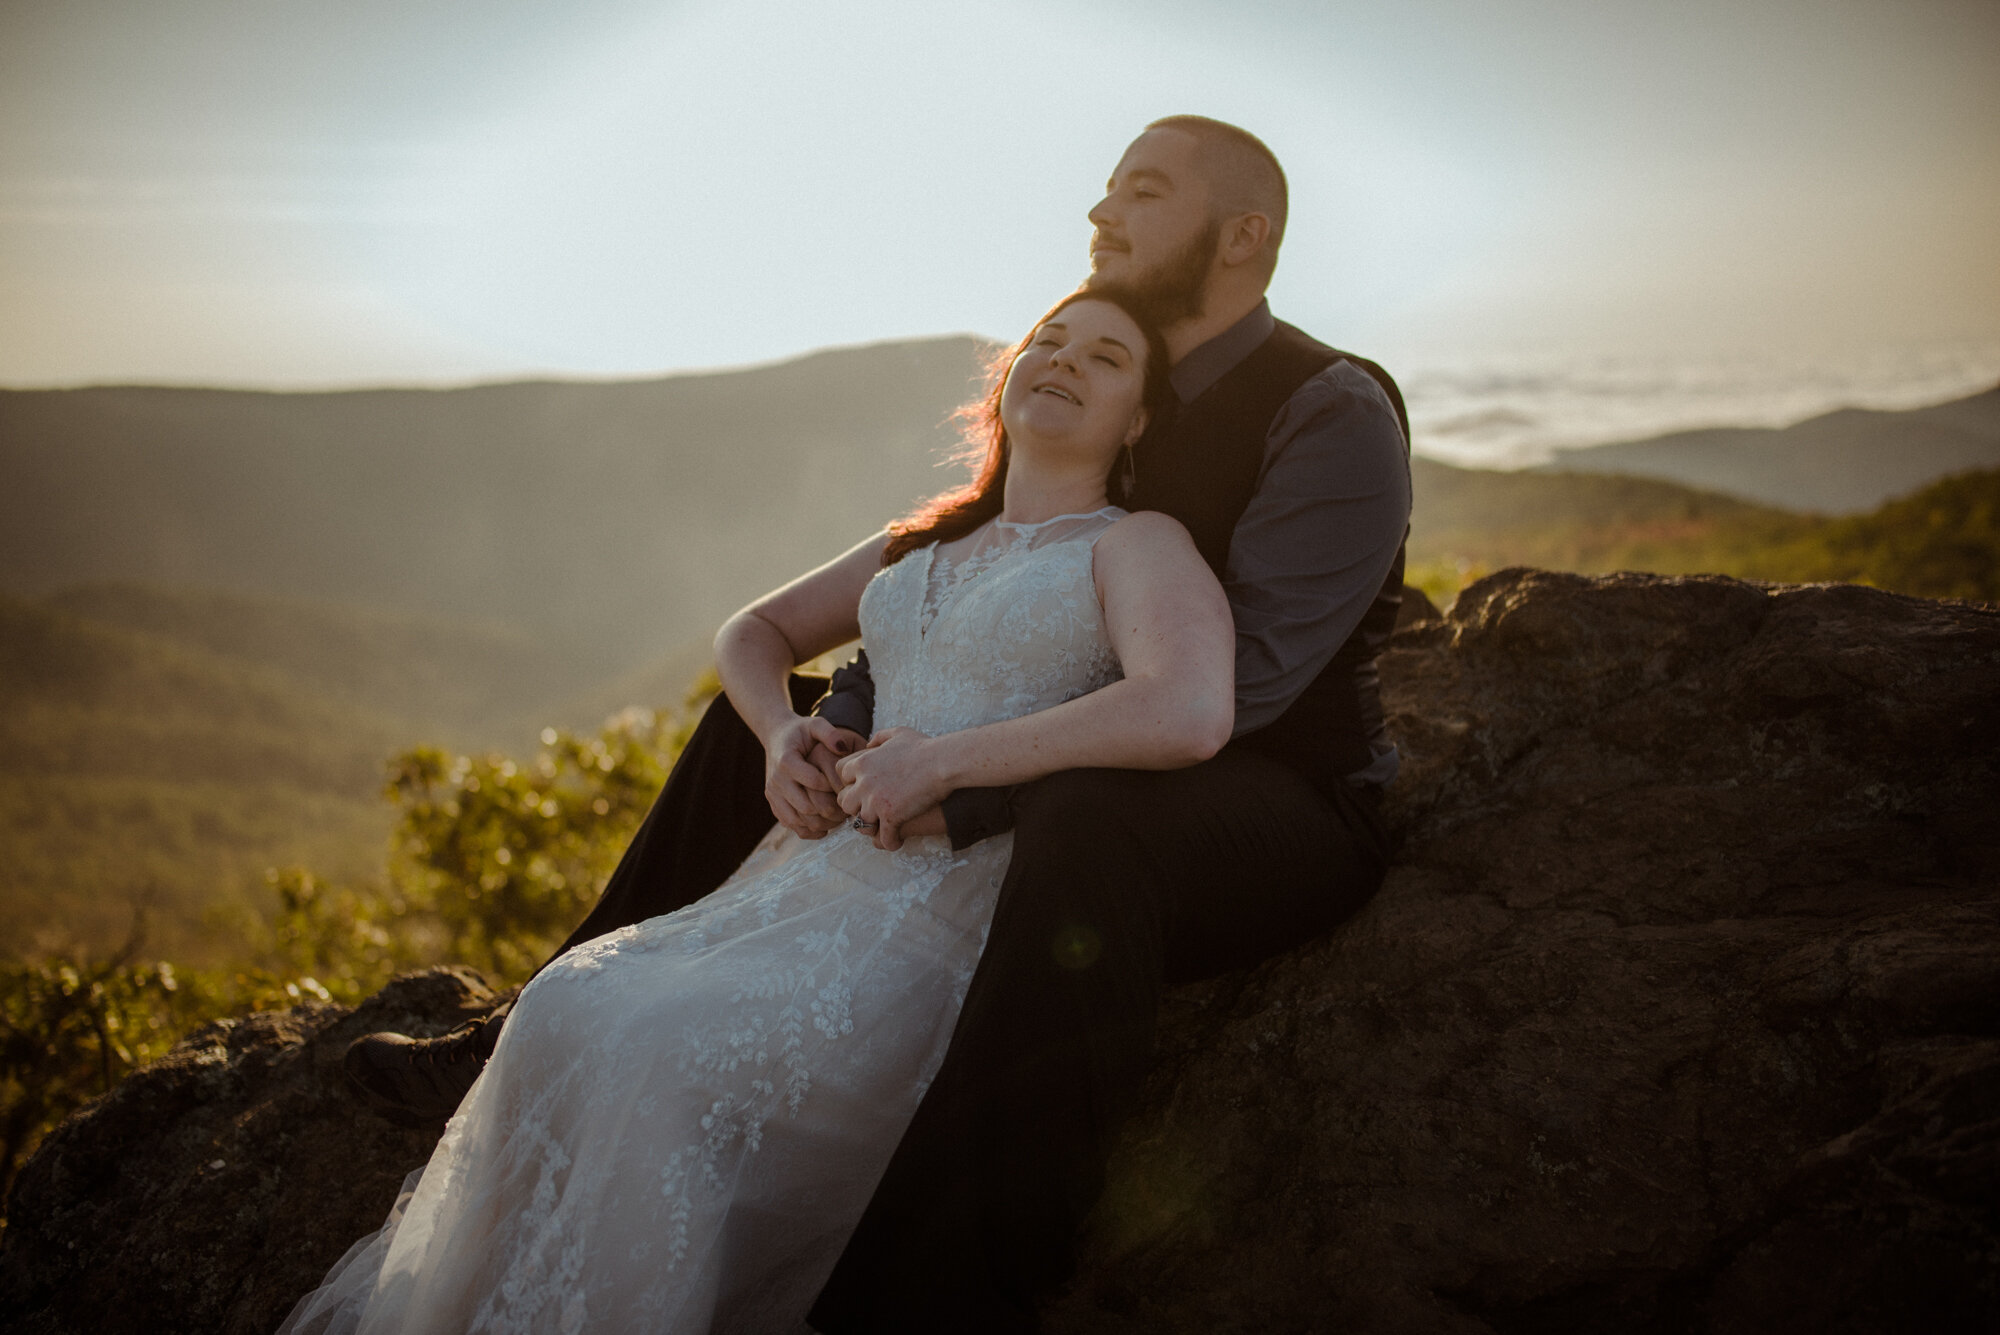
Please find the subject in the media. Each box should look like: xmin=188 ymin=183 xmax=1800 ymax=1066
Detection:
xmin=998 ymin=454 xmax=1110 ymax=527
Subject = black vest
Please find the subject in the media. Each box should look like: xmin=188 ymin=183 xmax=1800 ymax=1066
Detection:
xmin=1125 ymin=320 xmax=1409 ymax=793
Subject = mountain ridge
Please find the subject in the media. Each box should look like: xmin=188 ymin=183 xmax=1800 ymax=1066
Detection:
xmin=1 ymin=335 xmax=993 ymax=675
xmin=1544 ymin=382 xmax=2000 ymax=513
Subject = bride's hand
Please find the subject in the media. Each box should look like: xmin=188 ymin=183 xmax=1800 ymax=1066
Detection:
xmin=836 ymin=727 xmax=949 ymax=850
xmin=763 ymin=716 xmax=863 ymax=839
xmin=803 ymin=734 xmax=860 ymax=797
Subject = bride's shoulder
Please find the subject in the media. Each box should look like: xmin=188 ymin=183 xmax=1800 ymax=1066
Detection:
xmin=1089 ymin=512 xmax=1207 ymax=597
xmin=1096 ymin=508 xmax=1197 ymax=553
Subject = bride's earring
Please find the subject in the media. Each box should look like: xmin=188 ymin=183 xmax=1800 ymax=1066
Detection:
xmin=1118 ymin=442 xmax=1137 ymax=498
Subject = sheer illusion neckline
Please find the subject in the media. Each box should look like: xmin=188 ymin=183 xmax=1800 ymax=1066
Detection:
xmin=991 ymin=505 xmax=1123 ymax=532
xmin=916 ymin=508 xmax=1123 ymax=639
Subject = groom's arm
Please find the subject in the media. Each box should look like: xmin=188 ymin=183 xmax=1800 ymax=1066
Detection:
xmin=1224 ymin=358 xmax=1410 ymax=736
xmin=938 ymin=779 xmax=1017 ymax=849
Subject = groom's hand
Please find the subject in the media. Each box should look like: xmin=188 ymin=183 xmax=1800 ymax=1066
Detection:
xmin=836 ymin=726 xmax=948 ymax=851
xmin=764 ymin=717 xmax=864 ymax=839
xmin=889 ymin=806 xmax=950 ymax=846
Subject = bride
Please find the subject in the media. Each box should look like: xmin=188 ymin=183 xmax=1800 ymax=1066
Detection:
xmin=279 ymin=289 xmax=1234 ymax=1334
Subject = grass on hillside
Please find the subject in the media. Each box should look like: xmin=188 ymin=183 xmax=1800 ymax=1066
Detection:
xmin=0 ymin=596 xmax=408 ymax=960
xmin=1407 ymin=465 xmax=1999 ymax=607
xmin=0 ymin=776 xmax=389 ymax=964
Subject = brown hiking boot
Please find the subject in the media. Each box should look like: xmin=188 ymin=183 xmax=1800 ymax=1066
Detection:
xmin=344 ymin=1003 xmax=510 ymax=1128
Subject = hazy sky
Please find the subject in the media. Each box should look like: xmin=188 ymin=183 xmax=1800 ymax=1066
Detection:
xmin=2 ymin=0 xmax=1995 ymax=387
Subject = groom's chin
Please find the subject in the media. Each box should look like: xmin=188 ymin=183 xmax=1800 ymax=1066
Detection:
xmin=1083 ymin=269 xmax=1137 ymax=300
xmin=1085 ymin=254 xmax=1129 ymax=285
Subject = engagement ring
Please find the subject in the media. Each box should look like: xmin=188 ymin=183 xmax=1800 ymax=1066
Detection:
xmin=851 ymin=817 xmax=877 ymax=832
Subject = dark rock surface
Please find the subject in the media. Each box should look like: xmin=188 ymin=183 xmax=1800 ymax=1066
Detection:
xmin=3 ymin=570 xmax=1996 ymax=1334
xmin=0 ymin=969 xmax=499 ymax=1335
xmin=1049 ymin=571 xmax=2000 ymax=1334
xmin=1396 ymin=582 xmax=1443 ymax=628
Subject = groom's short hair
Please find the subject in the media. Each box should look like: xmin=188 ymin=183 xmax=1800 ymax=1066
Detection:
xmin=1146 ymin=115 xmax=1288 ymax=273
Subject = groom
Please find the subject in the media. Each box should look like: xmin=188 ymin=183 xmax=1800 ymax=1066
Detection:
xmin=348 ymin=115 xmax=1411 ymax=1330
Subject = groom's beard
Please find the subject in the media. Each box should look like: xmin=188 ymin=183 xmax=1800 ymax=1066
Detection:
xmin=1091 ymin=218 xmax=1221 ymax=328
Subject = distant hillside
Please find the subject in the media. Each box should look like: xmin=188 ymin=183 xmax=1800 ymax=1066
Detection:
xmin=1544 ymin=383 xmax=2000 ymax=513
xmin=1 ymin=337 xmax=992 ymax=676
xmin=1724 ymin=467 xmax=1999 ymax=602
xmin=47 ymin=582 xmax=577 ymax=749
xmin=1405 ymin=456 xmax=1815 ymax=599
xmin=1411 ymin=459 xmax=1999 ymax=605
xmin=0 ymin=596 xmax=404 ymax=958
xmin=1410 ymin=456 xmax=1793 ymax=565
xmin=552 ymin=637 xmax=722 ymax=733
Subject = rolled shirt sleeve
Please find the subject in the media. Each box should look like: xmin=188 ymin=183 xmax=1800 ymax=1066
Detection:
xmin=1225 ymin=359 xmax=1411 ymax=737
xmin=810 ymin=650 xmax=876 ymax=737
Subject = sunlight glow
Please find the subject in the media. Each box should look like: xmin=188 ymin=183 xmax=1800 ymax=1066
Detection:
xmin=2 ymin=0 xmax=1995 ymax=398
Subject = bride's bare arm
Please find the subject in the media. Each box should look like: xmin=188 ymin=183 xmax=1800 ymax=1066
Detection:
xmin=714 ymin=531 xmax=888 ymax=838
xmin=836 ymin=512 xmax=1233 ymax=846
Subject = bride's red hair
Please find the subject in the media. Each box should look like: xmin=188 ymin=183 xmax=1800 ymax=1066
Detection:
xmin=881 ymin=287 xmax=1172 ymax=566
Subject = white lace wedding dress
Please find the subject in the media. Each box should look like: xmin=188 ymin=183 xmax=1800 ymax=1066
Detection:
xmin=280 ymin=509 xmax=1127 ymax=1335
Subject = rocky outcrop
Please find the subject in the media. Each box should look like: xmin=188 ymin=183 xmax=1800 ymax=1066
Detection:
xmin=3 ymin=570 xmax=1996 ymax=1334
xmin=0 ymin=969 xmax=500 ymax=1335
xmin=1048 ymin=571 xmax=2000 ymax=1334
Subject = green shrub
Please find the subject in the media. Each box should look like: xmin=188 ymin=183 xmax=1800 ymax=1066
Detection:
xmin=2 ymin=943 xmax=193 ymax=1204
xmin=385 ymin=707 xmax=685 ymax=982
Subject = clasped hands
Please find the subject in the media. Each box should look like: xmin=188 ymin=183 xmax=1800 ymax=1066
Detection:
xmin=763 ymin=716 xmax=949 ymax=850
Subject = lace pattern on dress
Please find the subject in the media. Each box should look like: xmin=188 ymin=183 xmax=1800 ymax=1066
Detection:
xmin=278 ymin=508 xmax=1129 ymax=1335
xmin=920 ymin=508 xmax=1125 ymax=634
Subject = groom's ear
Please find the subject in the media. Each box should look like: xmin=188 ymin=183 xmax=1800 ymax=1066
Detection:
xmin=1217 ymin=211 xmax=1272 ymax=269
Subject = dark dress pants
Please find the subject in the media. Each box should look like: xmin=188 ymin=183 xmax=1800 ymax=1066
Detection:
xmin=805 ymin=748 xmax=1390 ymax=1333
